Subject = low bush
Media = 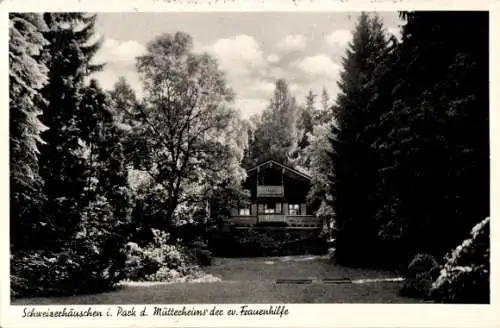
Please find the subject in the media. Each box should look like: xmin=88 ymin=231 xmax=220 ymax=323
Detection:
xmin=400 ymin=253 xmax=441 ymax=299
xmin=194 ymin=249 xmax=212 ymax=266
xmin=430 ymin=217 xmax=489 ymax=304
xmin=11 ymin=250 xmax=65 ymax=298
xmin=208 ymin=228 xmax=327 ymax=257
xmin=189 ymin=239 xmax=213 ymax=266
xmin=11 ymin=197 xmax=129 ymax=299
xmin=123 ymin=229 xmax=209 ymax=282
xmin=11 ymin=242 xmax=126 ymax=298
xmin=240 ymin=229 xmax=280 ymax=256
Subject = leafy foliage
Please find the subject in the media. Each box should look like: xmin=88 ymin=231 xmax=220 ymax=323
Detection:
xmin=208 ymin=228 xmax=327 ymax=257
xmin=123 ymin=229 xmax=207 ymax=281
xmin=430 ymin=217 xmax=489 ymax=303
xmin=400 ymin=253 xmax=440 ymax=299
xmin=11 ymin=241 xmax=125 ymax=298
xmin=133 ymin=32 xmax=246 ymax=230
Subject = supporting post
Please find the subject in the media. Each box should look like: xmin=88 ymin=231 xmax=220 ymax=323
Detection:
xmin=256 ymin=166 xmax=259 ymax=224
xmin=282 ymin=168 xmax=285 ymax=219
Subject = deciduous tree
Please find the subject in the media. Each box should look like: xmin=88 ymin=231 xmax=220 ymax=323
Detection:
xmin=135 ymin=32 xmax=245 ymax=229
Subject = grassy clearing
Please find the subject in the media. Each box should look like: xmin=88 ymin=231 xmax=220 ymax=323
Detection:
xmin=205 ymin=255 xmax=400 ymax=282
xmin=12 ymin=256 xmax=427 ymax=304
xmin=13 ymin=280 xmax=424 ymax=304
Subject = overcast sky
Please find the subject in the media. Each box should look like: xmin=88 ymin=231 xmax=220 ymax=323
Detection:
xmin=92 ymin=12 xmax=403 ymax=118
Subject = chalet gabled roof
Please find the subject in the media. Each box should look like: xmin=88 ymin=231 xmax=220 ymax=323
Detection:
xmin=246 ymin=159 xmax=312 ymax=181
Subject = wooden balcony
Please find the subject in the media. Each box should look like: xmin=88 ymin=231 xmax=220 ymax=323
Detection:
xmin=258 ymin=213 xmax=286 ymax=222
xmin=257 ymin=185 xmax=284 ymax=197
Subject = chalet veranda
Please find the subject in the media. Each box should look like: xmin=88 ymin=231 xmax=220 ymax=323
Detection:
xmin=226 ymin=159 xmax=323 ymax=229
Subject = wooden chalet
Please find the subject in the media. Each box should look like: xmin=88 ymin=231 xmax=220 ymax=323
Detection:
xmin=227 ymin=160 xmax=322 ymax=229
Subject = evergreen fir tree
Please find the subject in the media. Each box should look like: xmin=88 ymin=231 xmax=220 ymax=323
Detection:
xmin=298 ymin=89 xmax=315 ymax=150
xmin=109 ymin=77 xmax=148 ymax=169
xmin=311 ymin=87 xmax=332 ymax=126
xmin=38 ymin=13 xmax=104 ymax=247
xmin=109 ymin=76 xmax=141 ymax=128
xmin=289 ymin=89 xmax=316 ymax=172
xmin=374 ymin=11 xmax=489 ymax=261
xmin=321 ymin=87 xmax=329 ymax=112
xmin=74 ymin=79 xmax=131 ymax=287
xmin=328 ymin=12 xmax=390 ymax=266
xmin=9 ymin=13 xmax=50 ymax=250
xmin=249 ymin=79 xmax=299 ymax=165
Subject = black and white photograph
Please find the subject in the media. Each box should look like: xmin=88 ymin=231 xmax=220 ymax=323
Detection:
xmin=4 ymin=4 xmax=493 ymax=324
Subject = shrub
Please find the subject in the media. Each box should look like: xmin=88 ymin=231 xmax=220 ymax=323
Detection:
xmin=208 ymin=228 xmax=327 ymax=257
xmin=239 ymin=229 xmax=279 ymax=256
xmin=430 ymin=217 xmax=489 ymax=303
xmin=11 ymin=243 xmax=126 ymax=298
xmin=11 ymin=197 xmax=129 ymax=299
xmin=123 ymin=229 xmax=203 ymax=282
xmin=327 ymin=247 xmax=336 ymax=262
xmin=147 ymin=266 xmax=183 ymax=281
xmin=128 ymin=186 xmax=170 ymax=243
xmin=400 ymin=253 xmax=441 ymax=299
xmin=174 ymin=223 xmax=207 ymax=245
xmin=11 ymin=250 xmax=66 ymax=298
xmin=189 ymin=238 xmax=212 ymax=266
xmin=195 ymin=249 xmax=212 ymax=266
xmin=123 ymin=242 xmax=158 ymax=280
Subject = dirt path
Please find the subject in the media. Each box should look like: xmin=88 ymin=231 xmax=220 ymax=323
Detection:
xmin=13 ymin=255 xmax=425 ymax=304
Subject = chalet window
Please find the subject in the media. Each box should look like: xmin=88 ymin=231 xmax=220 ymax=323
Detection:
xmin=264 ymin=203 xmax=275 ymax=214
xmin=239 ymin=208 xmax=250 ymax=216
xmin=259 ymin=203 xmax=278 ymax=214
xmin=288 ymin=204 xmax=300 ymax=215
xmin=238 ymin=202 xmax=251 ymax=216
xmin=275 ymin=202 xmax=282 ymax=214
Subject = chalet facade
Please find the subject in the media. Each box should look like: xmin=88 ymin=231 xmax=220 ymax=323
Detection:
xmin=227 ymin=160 xmax=322 ymax=229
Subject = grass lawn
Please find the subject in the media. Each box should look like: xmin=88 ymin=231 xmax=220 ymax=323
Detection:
xmin=12 ymin=256 xmax=427 ymax=304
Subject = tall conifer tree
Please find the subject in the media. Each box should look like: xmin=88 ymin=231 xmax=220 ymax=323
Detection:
xmin=38 ymin=13 xmax=103 ymax=246
xmin=328 ymin=12 xmax=390 ymax=266
xmin=249 ymin=79 xmax=299 ymax=166
xmin=374 ymin=12 xmax=489 ymax=260
xmin=9 ymin=13 xmax=50 ymax=250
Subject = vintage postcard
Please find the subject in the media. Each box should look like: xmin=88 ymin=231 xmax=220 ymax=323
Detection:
xmin=1 ymin=0 xmax=498 ymax=327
